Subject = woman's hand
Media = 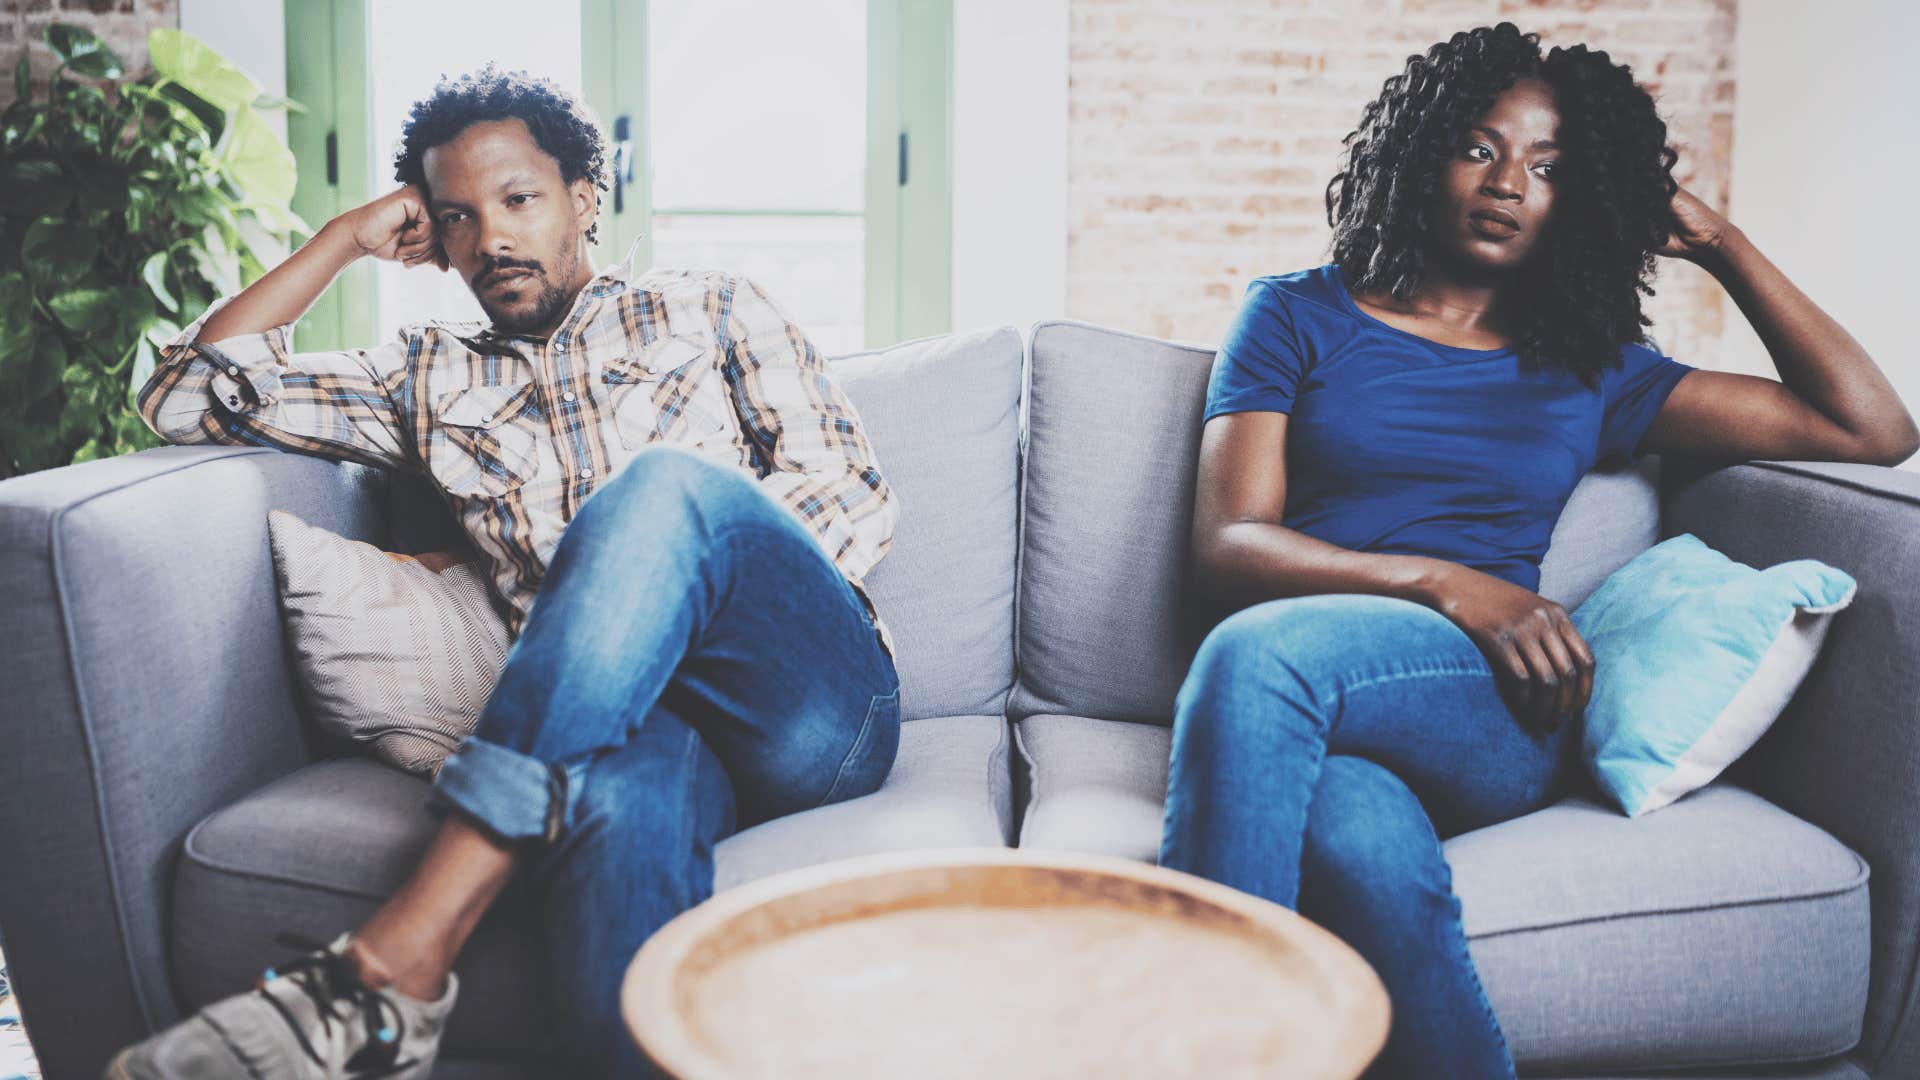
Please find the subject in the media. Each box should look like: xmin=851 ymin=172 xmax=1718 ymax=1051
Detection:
xmin=1426 ymin=564 xmax=1594 ymax=733
xmin=1655 ymin=185 xmax=1731 ymax=263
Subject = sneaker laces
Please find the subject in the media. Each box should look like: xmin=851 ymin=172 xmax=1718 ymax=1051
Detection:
xmin=254 ymin=932 xmax=417 ymax=1079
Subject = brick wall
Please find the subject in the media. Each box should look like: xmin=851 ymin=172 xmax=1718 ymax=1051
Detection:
xmin=1067 ymin=0 xmax=1737 ymax=366
xmin=1 ymin=0 xmax=178 ymax=106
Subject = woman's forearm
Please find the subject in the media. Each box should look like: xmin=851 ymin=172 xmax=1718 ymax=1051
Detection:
xmin=1196 ymin=520 xmax=1457 ymax=610
xmin=1701 ymin=226 xmax=1917 ymax=452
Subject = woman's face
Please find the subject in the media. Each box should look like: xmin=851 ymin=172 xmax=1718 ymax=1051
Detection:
xmin=1431 ymin=76 xmax=1562 ymax=276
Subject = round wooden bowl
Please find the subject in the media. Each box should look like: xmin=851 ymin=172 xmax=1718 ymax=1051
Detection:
xmin=622 ymin=847 xmax=1390 ymax=1079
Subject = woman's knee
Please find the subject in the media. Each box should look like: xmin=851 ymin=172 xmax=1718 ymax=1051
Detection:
xmin=1189 ymin=595 xmax=1433 ymax=685
xmin=1300 ymin=757 xmax=1454 ymax=901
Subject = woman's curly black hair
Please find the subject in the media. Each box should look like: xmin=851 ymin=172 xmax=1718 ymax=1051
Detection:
xmin=392 ymin=63 xmax=610 ymax=244
xmin=1325 ymin=22 xmax=1679 ymax=384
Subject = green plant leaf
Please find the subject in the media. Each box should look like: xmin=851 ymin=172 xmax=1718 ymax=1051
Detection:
xmin=60 ymin=361 xmax=98 ymax=403
xmin=152 ymin=79 xmax=224 ymax=143
xmin=127 ymin=336 xmax=156 ymax=398
xmin=76 ymin=167 xmax=132 ymax=217
xmin=48 ymin=288 xmax=119 ymax=332
xmin=44 ymin=24 xmax=124 ymax=79
xmin=249 ymin=92 xmax=307 ymax=114
xmin=144 ymin=315 xmax=182 ymax=349
xmin=147 ymin=28 xmax=261 ymax=112
xmin=21 ymin=215 xmax=101 ymax=285
xmin=0 ymin=271 xmax=33 ymax=356
xmin=14 ymin=53 xmax=28 ymax=102
xmin=4 ymin=159 xmax=73 ymax=219
xmin=141 ymin=251 xmax=179 ymax=312
xmin=59 ymin=391 xmax=99 ymax=441
xmin=30 ymin=335 xmax=68 ymax=396
xmin=216 ymin=107 xmax=296 ymax=207
xmin=237 ymin=200 xmax=311 ymax=237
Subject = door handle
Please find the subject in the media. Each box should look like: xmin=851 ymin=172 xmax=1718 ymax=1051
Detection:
xmin=612 ymin=115 xmax=636 ymax=215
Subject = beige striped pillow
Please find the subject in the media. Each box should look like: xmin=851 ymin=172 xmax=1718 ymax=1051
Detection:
xmin=266 ymin=510 xmax=511 ymax=776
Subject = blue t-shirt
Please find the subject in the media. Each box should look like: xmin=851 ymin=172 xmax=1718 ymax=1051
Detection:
xmin=1205 ymin=264 xmax=1693 ymax=593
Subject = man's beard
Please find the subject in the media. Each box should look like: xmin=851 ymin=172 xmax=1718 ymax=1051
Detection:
xmin=473 ymin=250 xmax=577 ymax=334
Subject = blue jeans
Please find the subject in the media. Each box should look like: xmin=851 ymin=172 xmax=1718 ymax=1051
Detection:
xmin=1159 ymin=594 xmax=1581 ymax=1079
xmin=429 ymin=447 xmax=901 ymax=1076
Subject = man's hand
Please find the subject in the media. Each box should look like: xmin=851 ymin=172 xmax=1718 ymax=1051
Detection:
xmin=339 ymin=185 xmax=448 ymax=271
xmin=1427 ymin=564 xmax=1594 ymax=733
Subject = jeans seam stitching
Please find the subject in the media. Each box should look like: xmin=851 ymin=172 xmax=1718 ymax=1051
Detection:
xmin=818 ymin=689 xmax=890 ymax=809
xmin=1339 ymin=663 xmax=1490 ymax=696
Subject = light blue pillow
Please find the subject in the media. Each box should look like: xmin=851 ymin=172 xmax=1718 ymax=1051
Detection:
xmin=1570 ymin=533 xmax=1856 ymax=817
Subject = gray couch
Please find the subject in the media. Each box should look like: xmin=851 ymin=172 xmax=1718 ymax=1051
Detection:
xmin=3 ymin=320 xmax=1916 ymax=1079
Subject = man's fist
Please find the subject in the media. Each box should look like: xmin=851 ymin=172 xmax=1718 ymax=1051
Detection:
xmin=339 ymin=185 xmax=448 ymax=271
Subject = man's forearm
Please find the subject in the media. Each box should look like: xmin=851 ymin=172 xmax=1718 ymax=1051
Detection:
xmin=197 ymin=218 xmax=364 ymax=345
xmin=1196 ymin=520 xmax=1457 ymax=610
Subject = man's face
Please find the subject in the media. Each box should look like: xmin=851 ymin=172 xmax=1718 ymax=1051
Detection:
xmin=422 ymin=118 xmax=598 ymax=336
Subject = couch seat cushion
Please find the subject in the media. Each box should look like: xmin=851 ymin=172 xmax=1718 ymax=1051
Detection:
xmin=173 ymin=714 xmax=1012 ymax=1059
xmin=1013 ymin=714 xmax=1869 ymax=1074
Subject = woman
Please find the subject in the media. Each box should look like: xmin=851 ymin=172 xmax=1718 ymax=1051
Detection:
xmin=1158 ymin=22 xmax=1915 ymax=1078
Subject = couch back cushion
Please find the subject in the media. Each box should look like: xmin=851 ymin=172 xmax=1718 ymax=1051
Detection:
xmin=1011 ymin=320 xmax=1665 ymax=724
xmin=380 ymin=328 xmax=1023 ymax=723
xmin=1535 ymin=454 xmax=1663 ymax=610
xmin=834 ymin=327 xmax=1024 ymax=720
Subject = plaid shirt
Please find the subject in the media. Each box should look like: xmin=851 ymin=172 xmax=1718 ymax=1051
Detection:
xmin=138 ymin=245 xmax=899 ymax=655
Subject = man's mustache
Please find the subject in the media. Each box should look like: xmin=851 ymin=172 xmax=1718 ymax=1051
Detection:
xmin=473 ymin=259 xmax=544 ymax=289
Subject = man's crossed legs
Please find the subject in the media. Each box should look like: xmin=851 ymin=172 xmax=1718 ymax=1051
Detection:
xmin=112 ymin=447 xmax=901 ymax=1078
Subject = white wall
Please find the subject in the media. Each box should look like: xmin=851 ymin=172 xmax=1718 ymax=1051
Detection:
xmin=950 ymin=0 xmax=1069 ymax=335
xmin=178 ymin=0 xmax=287 ymax=140
xmin=1727 ymin=0 xmax=1920 ymax=464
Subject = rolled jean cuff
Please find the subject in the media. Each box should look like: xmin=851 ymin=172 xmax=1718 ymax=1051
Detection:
xmin=430 ymin=737 xmax=566 ymax=844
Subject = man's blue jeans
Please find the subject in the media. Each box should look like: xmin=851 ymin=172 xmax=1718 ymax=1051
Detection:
xmin=429 ymin=447 xmax=901 ymax=1076
xmin=1160 ymin=594 xmax=1581 ymax=1079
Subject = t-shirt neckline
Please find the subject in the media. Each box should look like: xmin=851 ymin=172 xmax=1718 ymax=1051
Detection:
xmin=1325 ymin=264 xmax=1514 ymax=359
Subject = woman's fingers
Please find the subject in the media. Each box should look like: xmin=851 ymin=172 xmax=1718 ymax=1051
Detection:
xmin=1534 ymin=614 xmax=1579 ymax=727
xmin=1513 ymin=632 xmax=1564 ymax=731
xmin=1558 ymin=615 xmax=1596 ymax=721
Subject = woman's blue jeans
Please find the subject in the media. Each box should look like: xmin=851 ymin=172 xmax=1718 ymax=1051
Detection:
xmin=1159 ymin=594 xmax=1582 ymax=1079
xmin=428 ymin=447 xmax=901 ymax=1076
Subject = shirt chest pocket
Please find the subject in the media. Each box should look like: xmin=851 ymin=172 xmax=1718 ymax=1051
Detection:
xmin=433 ymin=381 xmax=542 ymax=499
xmin=600 ymin=335 xmax=732 ymax=451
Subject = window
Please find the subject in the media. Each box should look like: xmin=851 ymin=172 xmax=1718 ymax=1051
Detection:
xmin=286 ymin=0 xmax=951 ymax=353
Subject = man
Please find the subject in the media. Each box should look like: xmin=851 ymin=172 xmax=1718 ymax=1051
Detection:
xmin=111 ymin=65 xmax=901 ymax=1078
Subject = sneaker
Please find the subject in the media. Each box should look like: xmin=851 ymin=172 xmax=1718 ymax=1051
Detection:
xmin=103 ymin=933 xmax=457 ymax=1079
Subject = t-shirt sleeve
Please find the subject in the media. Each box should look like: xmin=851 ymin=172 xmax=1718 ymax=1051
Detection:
xmin=1204 ymin=280 xmax=1307 ymax=421
xmin=1597 ymin=344 xmax=1694 ymax=465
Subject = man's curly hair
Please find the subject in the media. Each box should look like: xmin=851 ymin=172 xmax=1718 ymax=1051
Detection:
xmin=392 ymin=63 xmax=610 ymax=245
xmin=1325 ymin=22 xmax=1679 ymax=384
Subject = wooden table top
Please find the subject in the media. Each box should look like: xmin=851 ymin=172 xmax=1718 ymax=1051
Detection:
xmin=622 ymin=847 xmax=1390 ymax=1079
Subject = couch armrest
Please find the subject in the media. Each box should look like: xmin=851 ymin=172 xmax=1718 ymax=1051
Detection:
xmin=1662 ymin=458 xmax=1920 ymax=1077
xmin=0 ymin=445 xmax=390 ymax=1078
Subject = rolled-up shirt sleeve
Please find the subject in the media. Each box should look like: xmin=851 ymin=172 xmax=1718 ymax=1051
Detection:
xmin=137 ymin=296 xmax=416 ymax=471
xmin=720 ymin=274 xmax=899 ymax=586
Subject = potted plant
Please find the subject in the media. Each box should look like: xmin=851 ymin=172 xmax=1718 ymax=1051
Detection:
xmin=0 ymin=23 xmax=308 ymax=478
